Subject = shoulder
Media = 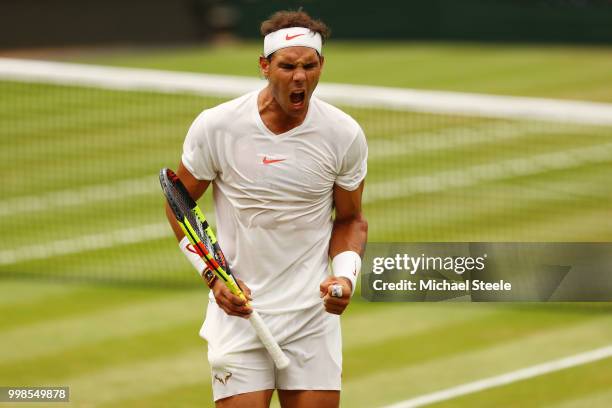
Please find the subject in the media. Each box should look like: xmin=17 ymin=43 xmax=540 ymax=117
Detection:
xmin=311 ymin=97 xmax=363 ymax=143
xmin=310 ymin=97 xmax=366 ymax=156
xmin=312 ymin=97 xmax=361 ymax=132
xmin=192 ymin=91 xmax=256 ymax=130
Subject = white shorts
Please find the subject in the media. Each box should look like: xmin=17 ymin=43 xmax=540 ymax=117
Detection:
xmin=201 ymin=301 xmax=342 ymax=402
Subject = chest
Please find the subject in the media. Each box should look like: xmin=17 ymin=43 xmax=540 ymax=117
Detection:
xmin=216 ymin=131 xmax=339 ymax=200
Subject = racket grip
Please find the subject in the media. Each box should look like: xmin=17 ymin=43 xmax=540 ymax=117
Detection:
xmin=249 ymin=310 xmax=290 ymax=370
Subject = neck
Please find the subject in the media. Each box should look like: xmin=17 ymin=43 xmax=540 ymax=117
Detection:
xmin=258 ymin=87 xmax=308 ymax=135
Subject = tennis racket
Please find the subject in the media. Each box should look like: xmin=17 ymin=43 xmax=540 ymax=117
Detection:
xmin=159 ymin=168 xmax=290 ymax=370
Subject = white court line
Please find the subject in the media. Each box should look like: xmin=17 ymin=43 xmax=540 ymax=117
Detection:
xmin=382 ymin=345 xmax=612 ymax=408
xmin=0 ymin=223 xmax=170 ymax=266
xmin=367 ymin=121 xmax=592 ymax=161
xmin=0 ymin=175 xmax=155 ymax=217
xmin=365 ymin=141 xmax=612 ymax=203
xmin=2 ymin=58 xmax=612 ymax=125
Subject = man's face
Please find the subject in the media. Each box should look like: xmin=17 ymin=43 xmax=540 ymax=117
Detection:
xmin=260 ymin=47 xmax=324 ymax=116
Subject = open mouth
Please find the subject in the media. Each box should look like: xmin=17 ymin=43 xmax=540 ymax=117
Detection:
xmin=289 ymin=90 xmax=305 ymax=105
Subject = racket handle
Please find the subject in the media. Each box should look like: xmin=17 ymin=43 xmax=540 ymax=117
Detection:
xmin=249 ymin=310 xmax=290 ymax=370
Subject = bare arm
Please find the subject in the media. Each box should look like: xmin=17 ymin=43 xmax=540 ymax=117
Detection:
xmin=320 ymin=181 xmax=368 ymax=314
xmin=329 ymin=181 xmax=368 ymax=258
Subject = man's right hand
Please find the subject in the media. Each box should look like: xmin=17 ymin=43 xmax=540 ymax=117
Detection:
xmin=211 ymin=278 xmax=253 ymax=319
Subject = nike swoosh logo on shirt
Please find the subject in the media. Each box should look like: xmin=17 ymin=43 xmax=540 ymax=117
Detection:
xmin=285 ymin=33 xmax=305 ymax=41
xmin=262 ymin=157 xmax=286 ymax=165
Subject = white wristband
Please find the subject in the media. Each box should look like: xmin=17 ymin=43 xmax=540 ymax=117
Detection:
xmin=179 ymin=236 xmax=206 ymax=276
xmin=331 ymin=251 xmax=361 ymax=296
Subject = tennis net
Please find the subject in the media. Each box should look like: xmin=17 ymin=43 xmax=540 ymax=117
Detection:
xmin=1 ymin=58 xmax=611 ymax=286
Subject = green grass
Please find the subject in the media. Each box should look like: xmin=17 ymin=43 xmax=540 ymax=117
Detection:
xmin=1 ymin=42 xmax=612 ymax=407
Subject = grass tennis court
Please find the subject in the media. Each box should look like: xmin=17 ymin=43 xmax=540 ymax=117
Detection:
xmin=1 ymin=42 xmax=612 ymax=407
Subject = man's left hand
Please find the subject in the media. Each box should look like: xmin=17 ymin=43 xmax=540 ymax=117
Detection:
xmin=320 ymin=277 xmax=352 ymax=315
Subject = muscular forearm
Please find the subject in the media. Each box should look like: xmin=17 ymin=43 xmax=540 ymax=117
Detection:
xmin=322 ymin=212 xmax=367 ymax=309
xmin=329 ymin=213 xmax=368 ymax=259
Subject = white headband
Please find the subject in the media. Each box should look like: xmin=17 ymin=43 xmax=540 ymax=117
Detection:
xmin=263 ymin=27 xmax=322 ymax=58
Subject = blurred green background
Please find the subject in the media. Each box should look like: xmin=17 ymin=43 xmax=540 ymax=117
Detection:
xmin=1 ymin=2 xmax=612 ymax=407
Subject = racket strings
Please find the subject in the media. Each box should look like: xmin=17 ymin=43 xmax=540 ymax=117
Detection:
xmin=199 ymin=222 xmax=229 ymax=272
xmin=163 ymin=169 xmax=230 ymax=274
xmin=200 ymin=230 xmax=216 ymax=259
xmin=168 ymin=182 xmax=198 ymax=232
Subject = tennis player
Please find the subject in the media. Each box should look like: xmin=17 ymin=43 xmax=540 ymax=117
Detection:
xmin=165 ymin=10 xmax=367 ymax=408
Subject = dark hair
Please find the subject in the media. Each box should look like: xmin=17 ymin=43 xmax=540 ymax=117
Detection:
xmin=260 ymin=10 xmax=331 ymax=43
